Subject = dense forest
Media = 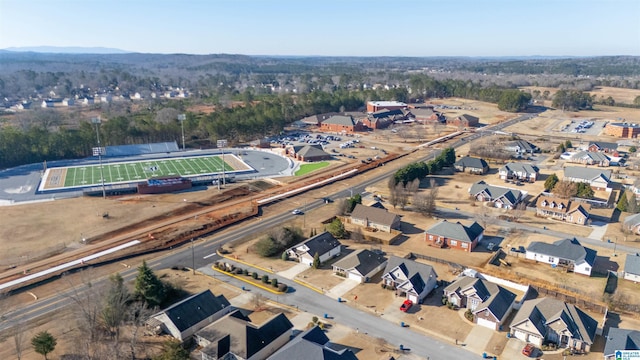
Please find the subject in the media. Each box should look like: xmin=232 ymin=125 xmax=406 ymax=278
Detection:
xmin=0 ymin=53 xmax=639 ymax=169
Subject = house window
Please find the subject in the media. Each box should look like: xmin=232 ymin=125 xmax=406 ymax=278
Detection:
xmin=450 ymin=240 xmax=457 ymax=246
xmin=461 ymin=243 xmax=468 ymax=248
xmin=429 ymin=235 xmax=433 ymax=240
xmin=548 ymin=257 xmax=555 ymax=262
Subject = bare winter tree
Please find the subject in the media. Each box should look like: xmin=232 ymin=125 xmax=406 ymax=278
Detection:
xmin=552 ymin=181 xmax=577 ymax=199
xmin=395 ymin=183 xmax=409 ymax=209
xmin=10 ymin=317 xmax=28 ymax=360
xmin=406 ymin=178 xmax=420 ymax=194
xmin=512 ymin=202 xmax=527 ymax=222
xmin=413 ymin=179 xmax=438 ymax=216
xmin=154 ymin=107 xmax=181 ymax=125
xmin=388 ymin=176 xmax=400 ymax=208
xmin=351 ymin=226 xmax=364 ymax=242
xmin=127 ymin=301 xmax=153 ymax=360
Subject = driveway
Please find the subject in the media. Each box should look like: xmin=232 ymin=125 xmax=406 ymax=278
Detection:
xmin=277 ymin=262 xmax=309 ymax=279
xmin=462 ymin=324 xmax=495 ymax=355
xmin=501 ymin=338 xmax=531 ymax=359
xmin=325 ymin=278 xmax=360 ymax=300
xmin=588 ymin=221 xmax=608 ymax=240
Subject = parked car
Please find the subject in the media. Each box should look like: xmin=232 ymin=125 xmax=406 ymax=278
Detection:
xmin=400 ymin=299 xmax=413 ymax=312
xmin=522 ymin=343 xmax=535 ymax=357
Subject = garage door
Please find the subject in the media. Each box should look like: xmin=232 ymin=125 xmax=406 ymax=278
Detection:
xmin=347 ymin=272 xmax=362 ymax=282
xmin=513 ymin=330 xmax=528 ymax=342
xmin=407 ymin=294 xmax=418 ymax=303
xmin=477 ymin=317 xmax=496 ymax=330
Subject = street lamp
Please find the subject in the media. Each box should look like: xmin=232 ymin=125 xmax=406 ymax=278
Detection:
xmin=178 ymin=114 xmax=186 ymax=151
xmin=191 ymin=238 xmax=196 ymax=275
xmin=91 ymin=117 xmax=106 ymax=199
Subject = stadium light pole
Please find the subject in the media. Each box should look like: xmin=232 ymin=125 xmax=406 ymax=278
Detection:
xmin=91 ymin=117 xmax=106 ymax=199
xmin=178 ymin=114 xmax=186 ymax=151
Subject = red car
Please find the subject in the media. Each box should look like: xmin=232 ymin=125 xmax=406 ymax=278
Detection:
xmin=522 ymin=343 xmax=535 ymax=357
xmin=400 ymin=299 xmax=413 ymax=312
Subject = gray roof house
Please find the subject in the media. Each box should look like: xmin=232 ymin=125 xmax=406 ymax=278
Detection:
xmin=286 ymin=232 xmax=342 ymax=266
xmin=267 ymin=325 xmax=358 ymax=360
xmin=444 ymin=276 xmax=516 ymax=330
xmin=525 ymin=238 xmax=597 ymax=276
xmin=469 ymin=180 xmax=524 ymax=209
xmin=350 ymin=203 xmax=401 ymax=233
xmin=563 ymin=166 xmax=612 ymax=190
xmin=454 ymin=156 xmax=489 ymax=174
xmin=504 ymin=139 xmax=539 ymax=154
xmin=149 ymin=290 xmax=233 ymax=341
xmin=332 ymin=249 xmax=388 ymax=283
xmin=295 ymin=145 xmax=332 ymax=162
xmin=510 ymin=297 xmax=598 ymax=353
xmin=195 ymin=309 xmax=293 ymax=360
xmin=498 ymin=162 xmax=539 ymax=182
xmin=569 ymin=151 xmax=611 ymax=167
xmin=623 ymin=253 xmax=640 ymax=282
xmin=603 ymin=328 xmax=640 ymax=360
xmin=425 ymin=220 xmax=484 ymax=252
xmin=382 ymin=256 xmax=438 ymax=304
xmin=622 ymin=213 xmax=640 ymax=234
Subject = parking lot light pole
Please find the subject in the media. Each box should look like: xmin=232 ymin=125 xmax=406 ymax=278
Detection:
xmin=91 ymin=117 xmax=106 ymax=199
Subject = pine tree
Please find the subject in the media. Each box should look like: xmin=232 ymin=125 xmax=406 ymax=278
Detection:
xmin=134 ymin=261 xmax=166 ymax=307
xmin=312 ymin=252 xmax=320 ymax=269
xmin=31 ymin=331 xmax=56 ymax=360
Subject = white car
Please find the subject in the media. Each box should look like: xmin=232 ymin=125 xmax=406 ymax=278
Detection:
xmin=292 ymin=209 xmax=303 ymax=215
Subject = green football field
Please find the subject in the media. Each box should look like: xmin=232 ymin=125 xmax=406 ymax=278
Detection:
xmin=61 ymin=155 xmax=233 ymax=188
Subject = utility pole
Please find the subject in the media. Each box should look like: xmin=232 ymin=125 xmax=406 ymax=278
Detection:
xmin=178 ymin=114 xmax=186 ymax=150
xmin=191 ymin=238 xmax=195 ymax=275
xmin=91 ymin=117 xmax=106 ymax=199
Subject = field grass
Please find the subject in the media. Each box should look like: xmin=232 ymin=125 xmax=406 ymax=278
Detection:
xmin=56 ymin=155 xmax=233 ymax=189
xmin=295 ymin=161 xmax=329 ymax=176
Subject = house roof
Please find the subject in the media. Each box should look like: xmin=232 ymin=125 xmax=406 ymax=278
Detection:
xmin=300 ymin=113 xmax=340 ymax=124
xmin=589 ymin=141 xmax=618 ymax=151
xmin=624 ymin=253 xmax=640 ymax=276
xmin=383 ymin=256 xmax=437 ymax=295
xmin=411 ymin=108 xmax=437 ymax=117
xmin=350 ymin=204 xmax=400 ymax=228
xmin=499 ymin=162 xmax=539 ymax=174
xmin=469 ymin=181 xmax=522 ymax=206
xmin=454 ymin=156 xmax=488 ymax=170
xmin=323 ymin=115 xmax=356 ymax=126
xmin=570 ymin=151 xmax=610 ymax=163
xmin=526 ymin=238 xmax=597 ymax=267
xmin=444 ymin=276 xmax=516 ymax=321
xmin=153 ymin=290 xmax=231 ymax=333
xmin=458 ymin=114 xmax=479 ymax=123
xmin=292 ymin=231 xmax=341 ymax=257
xmin=426 ymin=220 xmax=484 ymax=243
xmin=536 ymin=195 xmax=591 ymax=215
xmin=332 ymin=249 xmax=388 ymax=277
xmin=603 ymin=328 xmax=640 ymax=356
xmin=267 ymin=325 xmax=358 ymax=360
xmin=371 ymin=108 xmax=404 ymax=118
xmin=199 ymin=310 xmax=293 ymax=359
xmin=623 ymin=213 xmax=640 ymax=228
xmin=505 ymin=139 xmax=538 ymax=152
xmin=511 ymin=297 xmax=598 ymax=344
xmin=297 ymin=145 xmax=331 ymax=159
xmin=563 ymin=166 xmax=612 ymax=183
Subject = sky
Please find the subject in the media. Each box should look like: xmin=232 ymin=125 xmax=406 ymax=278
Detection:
xmin=0 ymin=0 xmax=639 ymax=57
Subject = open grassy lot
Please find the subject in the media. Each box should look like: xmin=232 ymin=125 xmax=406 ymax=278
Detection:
xmin=295 ymin=161 xmax=329 ymax=176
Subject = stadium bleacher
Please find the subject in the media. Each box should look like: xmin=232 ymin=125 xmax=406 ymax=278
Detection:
xmin=104 ymin=141 xmax=179 ymax=157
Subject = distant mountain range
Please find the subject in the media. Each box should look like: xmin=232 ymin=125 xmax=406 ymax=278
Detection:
xmin=2 ymin=46 xmax=130 ymax=54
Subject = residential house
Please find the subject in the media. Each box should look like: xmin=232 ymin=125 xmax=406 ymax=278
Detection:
xmin=510 ymin=297 xmax=598 ymax=353
xmin=287 ymin=144 xmax=332 ymax=162
xmin=381 ymin=256 xmax=438 ymax=303
xmin=623 ymin=253 xmax=640 ymax=282
xmin=100 ymin=94 xmax=112 ymax=103
xmin=41 ymin=100 xmax=54 ymax=108
xmin=504 ymin=139 xmax=540 ymax=155
xmin=603 ymin=328 xmax=640 ymax=360
xmin=286 ymin=232 xmax=342 ymax=266
xmin=563 ymin=166 xmax=612 ymax=191
xmin=148 ymin=290 xmax=233 ymax=342
xmin=195 ymin=309 xmax=293 ymax=360
xmin=443 ymin=276 xmax=516 ymax=330
xmin=622 ymin=213 xmax=640 ymax=234
xmin=366 ymin=100 xmax=407 ymax=113
xmin=454 ymin=156 xmax=489 ymax=174
xmin=468 ymin=181 xmax=524 ymax=209
xmin=16 ymin=101 xmax=32 ymax=110
xmin=319 ymin=115 xmax=363 ymax=134
xmin=588 ymin=141 xmax=620 ymax=157
xmin=82 ymin=96 xmax=95 ymax=105
xmin=628 ymin=179 xmax=640 ymax=200
xmin=62 ymin=98 xmax=75 ymax=106
xmin=447 ymin=114 xmax=479 ymax=128
xmin=569 ymin=151 xmax=611 ymax=167
xmin=525 ymin=238 xmax=597 ymax=276
xmin=332 ymin=249 xmax=388 ymax=283
xmin=535 ymin=195 xmax=591 ymax=225
xmin=350 ymin=203 xmax=401 ymax=233
xmin=425 ymin=220 xmax=484 ymax=252
xmin=267 ymin=325 xmax=358 ymax=360
xmin=498 ymin=163 xmax=539 ymax=182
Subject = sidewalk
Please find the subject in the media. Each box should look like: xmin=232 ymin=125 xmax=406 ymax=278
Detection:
xmin=277 ymin=262 xmax=309 ymax=279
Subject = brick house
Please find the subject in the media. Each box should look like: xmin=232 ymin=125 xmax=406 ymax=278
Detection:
xmin=446 ymin=114 xmax=479 ymax=128
xmin=425 ymin=220 xmax=484 ymax=252
xmin=535 ymin=195 xmax=591 ymax=225
xmin=588 ymin=141 xmax=619 ymax=157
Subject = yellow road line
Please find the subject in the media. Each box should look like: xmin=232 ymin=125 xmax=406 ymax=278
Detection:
xmin=293 ymin=278 xmax=324 ymax=294
xmin=217 ymin=251 xmax=274 ymax=274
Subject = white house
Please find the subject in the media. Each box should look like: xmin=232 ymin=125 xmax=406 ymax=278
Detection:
xmin=526 ymin=238 xmax=597 ymax=276
xmin=382 ymin=256 xmax=438 ymax=303
xmin=563 ymin=166 xmax=612 ymax=191
xmin=623 ymin=253 xmax=640 ymax=282
xmin=286 ymin=232 xmax=341 ymax=266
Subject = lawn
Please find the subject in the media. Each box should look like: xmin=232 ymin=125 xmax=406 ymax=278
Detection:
xmin=295 ymin=161 xmax=329 ymax=176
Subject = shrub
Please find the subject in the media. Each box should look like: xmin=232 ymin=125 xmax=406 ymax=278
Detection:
xmin=441 ymin=296 xmax=448 ymax=306
xmin=318 ymin=322 xmax=325 ymax=330
xmin=272 ymin=278 xmax=278 ymax=287
xmin=262 ymin=274 xmax=269 ymax=283
xmin=235 ymin=268 xmax=243 ymax=275
xmin=243 ymin=268 xmax=249 ymax=276
xmin=281 ymin=251 xmax=289 ymax=261
xmin=464 ymin=309 xmax=474 ymax=322
xmin=312 ymin=316 xmax=319 ymax=324
xmin=278 ymin=283 xmax=288 ymax=292
xmin=252 ymin=272 xmax=258 ymax=280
